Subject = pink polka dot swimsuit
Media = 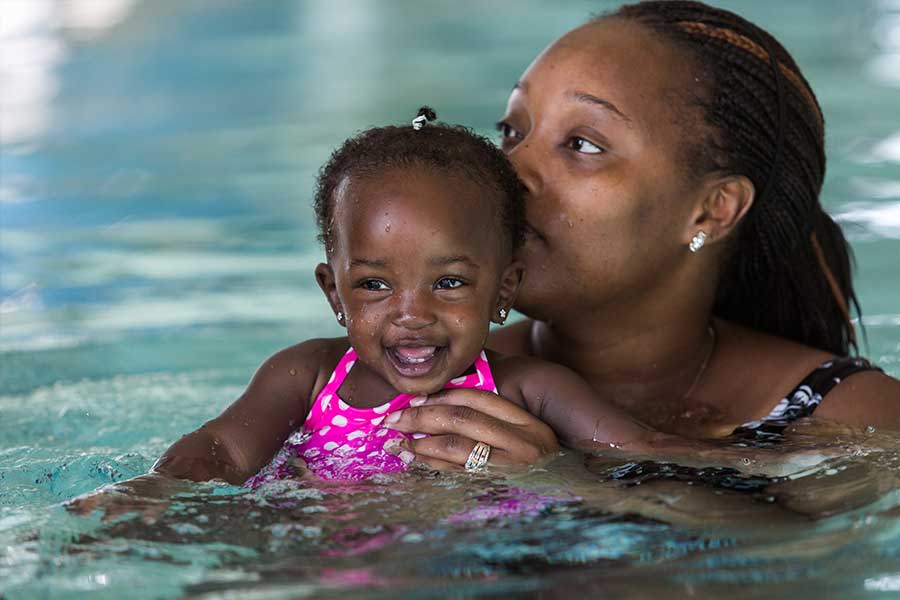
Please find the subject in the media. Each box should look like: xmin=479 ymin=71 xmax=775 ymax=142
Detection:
xmin=246 ymin=346 xmax=498 ymax=484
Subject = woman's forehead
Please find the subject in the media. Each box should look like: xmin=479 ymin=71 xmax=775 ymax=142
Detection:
xmin=517 ymin=19 xmax=696 ymax=126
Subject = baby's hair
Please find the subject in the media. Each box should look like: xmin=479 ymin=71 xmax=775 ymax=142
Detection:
xmin=314 ymin=108 xmax=526 ymax=255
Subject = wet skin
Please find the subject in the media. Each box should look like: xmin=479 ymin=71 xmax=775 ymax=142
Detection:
xmin=488 ymin=18 xmax=900 ymax=434
xmin=391 ymin=17 xmax=900 ymax=452
xmin=315 ymin=167 xmax=521 ymax=401
xmin=498 ymin=18 xmax=707 ymax=323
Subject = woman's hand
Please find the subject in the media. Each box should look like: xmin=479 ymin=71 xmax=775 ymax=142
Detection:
xmin=382 ymin=388 xmax=559 ymax=470
xmin=65 ymin=472 xmax=190 ymax=524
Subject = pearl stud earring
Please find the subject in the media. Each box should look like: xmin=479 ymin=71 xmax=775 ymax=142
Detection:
xmin=689 ymin=231 xmax=708 ymax=253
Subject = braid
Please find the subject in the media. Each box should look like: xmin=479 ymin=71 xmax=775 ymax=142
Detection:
xmin=602 ymin=0 xmax=860 ymax=355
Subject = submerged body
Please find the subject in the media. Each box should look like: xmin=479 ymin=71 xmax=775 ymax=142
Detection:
xmin=245 ymin=347 xmax=499 ymax=483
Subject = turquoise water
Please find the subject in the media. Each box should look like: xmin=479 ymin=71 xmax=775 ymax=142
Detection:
xmin=2 ymin=1 xmax=900 ymax=598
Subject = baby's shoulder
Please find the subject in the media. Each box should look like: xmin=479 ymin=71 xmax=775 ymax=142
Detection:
xmin=486 ymin=349 xmax=580 ymax=391
xmin=272 ymin=337 xmax=349 ymax=368
xmin=253 ymin=337 xmax=349 ymax=395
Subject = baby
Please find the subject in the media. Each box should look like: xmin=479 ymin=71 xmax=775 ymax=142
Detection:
xmin=73 ymin=109 xmax=661 ymax=512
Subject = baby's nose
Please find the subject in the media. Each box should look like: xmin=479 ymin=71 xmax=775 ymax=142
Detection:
xmin=391 ymin=292 xmax=436 ymax=330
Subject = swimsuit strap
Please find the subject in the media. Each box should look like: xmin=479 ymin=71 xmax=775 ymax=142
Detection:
xmin=306 ymin=347 xmax=497 ymax=428
xmin=732 ymin=356 xmax=882 ymax=440
xmin=304 ymin=347 xmax=357 ymax=428
xmin=324 ymin=346 xmax=357 ymax=395
xmin=444 ymin=350 xmax=498 ymax=394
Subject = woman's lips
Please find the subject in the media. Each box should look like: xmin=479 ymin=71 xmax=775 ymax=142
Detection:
xmin=387 ymin=345 xmax=443 ymax=377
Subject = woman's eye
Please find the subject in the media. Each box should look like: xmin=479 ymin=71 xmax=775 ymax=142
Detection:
xmin=435 ymin=277 xmax=464 ymax=290
xmin=568 ymin=137 xmax=604 ymax=155
xmin=495 ymin=121 xmax=522 ymax=146
xmin=361 ymin=279 xmax=390 ymax=291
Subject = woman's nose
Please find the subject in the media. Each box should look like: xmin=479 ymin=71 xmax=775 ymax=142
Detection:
xmin=507 ymin=140 xmax=542 ymax=197
xmin=391 ymin=292 xmax=436 ymax=330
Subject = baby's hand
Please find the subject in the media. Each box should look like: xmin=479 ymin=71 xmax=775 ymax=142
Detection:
xmin=65 ymin=472 xmax=188 ymax=524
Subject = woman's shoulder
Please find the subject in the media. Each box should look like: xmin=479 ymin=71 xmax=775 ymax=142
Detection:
xmin=811 ymin=369 xmax=900 ymax=429
xmin=716 ymin=319 xmax=833 ymax=382
xmin=714 ymin=320 xmax=899 ymax=430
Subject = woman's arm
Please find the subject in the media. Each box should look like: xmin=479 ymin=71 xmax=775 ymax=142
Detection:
xmin=383 ymin=355 xmax=846 ymax=477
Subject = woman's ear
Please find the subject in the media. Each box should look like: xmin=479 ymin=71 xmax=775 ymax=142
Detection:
xmin=492 ymin=260 xmax=525 ymax=324
xmin=315 ymin=263 xmax=345 ymax=326
xmin=687 ymin=175 xmax=755 ymax=248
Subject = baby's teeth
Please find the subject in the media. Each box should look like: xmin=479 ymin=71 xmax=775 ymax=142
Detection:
xmin=395 ymin=346 xmax=437 ymax=364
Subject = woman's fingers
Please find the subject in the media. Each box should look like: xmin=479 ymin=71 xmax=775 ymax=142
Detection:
xmin=408 ymin=454 xmax=462 ymax=471
xmin=381 ymin=388 xmax=559 ymax=467
xmin=386 ymin=434 xmax=507 ymax=470
xmin=398 ymin=434 xmax=514 ymax=467
xmin=385 ymin=405 xmax=544 ymax=462
xmin=421 ymin=388 xmax=540 ymax=426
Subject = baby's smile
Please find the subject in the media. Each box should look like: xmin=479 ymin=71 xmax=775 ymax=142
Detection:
xmin=385 ymin=343 xmax=446 ymax=378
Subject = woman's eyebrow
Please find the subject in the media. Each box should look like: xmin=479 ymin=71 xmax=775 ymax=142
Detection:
xmin=567 ymin=91 xmax=632 ymax=125
xmin=511 ymin=81 xmax=632 ymax=125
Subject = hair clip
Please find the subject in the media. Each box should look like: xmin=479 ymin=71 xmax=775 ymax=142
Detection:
xmin=412 ymin=106 xmax=437 ymax=130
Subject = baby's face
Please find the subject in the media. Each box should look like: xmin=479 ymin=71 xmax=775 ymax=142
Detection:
xmin=319 ymin=167 xmax=520 ymax=395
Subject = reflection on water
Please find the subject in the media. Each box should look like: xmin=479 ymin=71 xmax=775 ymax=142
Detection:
xmin=2 ymin=0 xmax=900 ymax=598
xmin=3 ymin=441 xmax=900 ymax=598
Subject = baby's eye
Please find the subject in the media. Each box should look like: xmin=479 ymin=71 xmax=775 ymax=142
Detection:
xmin=435 ymin=277 xmax=465 ymax=290
xmin=361 ymin=279 xmax=390 ymax=292
xmin=567 ymin=137 xmax=604 ymax=155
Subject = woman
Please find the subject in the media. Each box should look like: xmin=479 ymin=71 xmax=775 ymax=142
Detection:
xmin=382 ymin=0 xmax=900 ymax=468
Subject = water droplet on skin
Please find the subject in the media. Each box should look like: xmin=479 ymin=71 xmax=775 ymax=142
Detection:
xmin=741 ymin=457 xmax=752 ymax=466
xmin=866 ymin=425 xmax=877 ymax=434
xmin=385 ymin=224 xmax=391 ymax=233
xmin=289 ymin=368 xmax=297 ymax=376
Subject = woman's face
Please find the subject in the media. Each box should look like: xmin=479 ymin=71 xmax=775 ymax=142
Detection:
xmin=498 ymin=18 xmax=706 ymax=322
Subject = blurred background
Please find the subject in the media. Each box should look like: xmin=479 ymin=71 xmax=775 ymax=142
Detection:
xmin=2 ymin=0 xmax=899 ymax=397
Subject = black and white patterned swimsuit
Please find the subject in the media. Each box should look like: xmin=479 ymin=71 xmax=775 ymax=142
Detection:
xmin=732 ymin=356 xmax=882 ymax=440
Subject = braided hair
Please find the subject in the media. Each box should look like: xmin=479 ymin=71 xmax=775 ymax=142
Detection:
xmin=314 ymin=108 xmax=526 ymax=256
xmin=602 ymin=0 xmax=860 ymax=355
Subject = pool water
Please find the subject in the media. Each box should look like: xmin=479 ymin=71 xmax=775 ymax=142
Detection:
xmin=2 ymin=1 xmax=900 ymax=598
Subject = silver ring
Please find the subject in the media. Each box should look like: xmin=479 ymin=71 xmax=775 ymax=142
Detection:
xmin=464 ymin=442 xmax=492 ymax=471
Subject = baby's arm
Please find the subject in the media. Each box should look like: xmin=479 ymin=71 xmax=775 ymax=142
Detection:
xmin=493 ymin=355 xmax=658 ymax=450
xmin=151 ymin=338 xmax=334 ymax=484
xmin=67 ymin=338 xmax=338 ymax=518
